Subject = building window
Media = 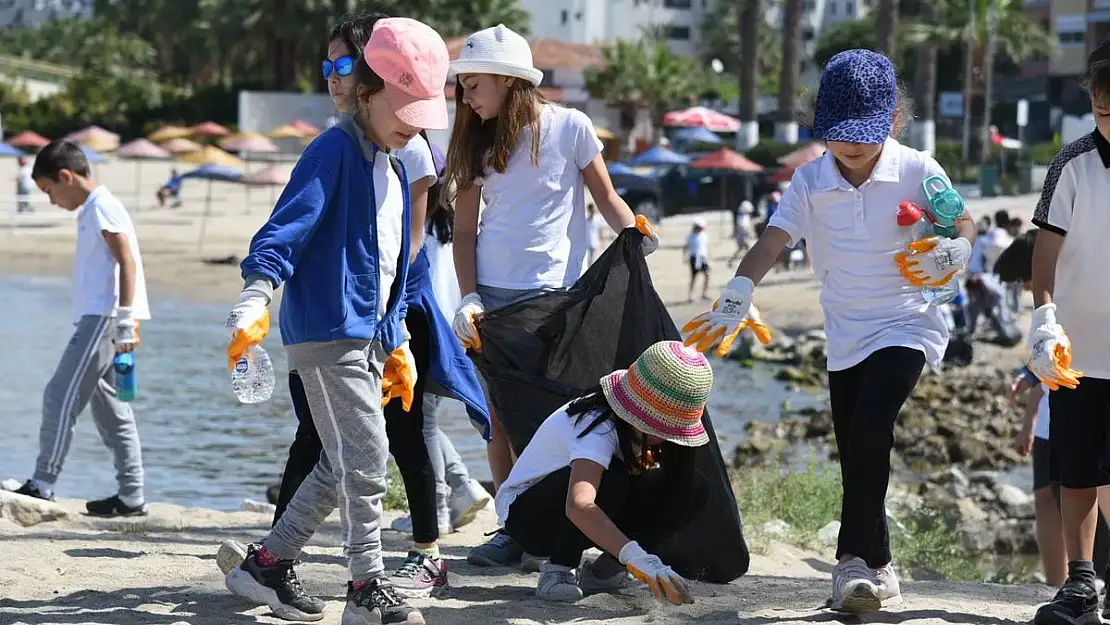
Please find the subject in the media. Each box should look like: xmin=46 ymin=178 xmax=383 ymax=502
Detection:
xmin=561 ymin=9 xmax=567 ymax=24
xmin=1058 ymin=31 xmax=1085 ymax=45
xmin=846 ymin=0 xmax=855 ymax=14
xmin=829 ymin=2 xmax=837 ymax=16
xmin=540 ymin=69 xmax=556 ymax=86
xmin=665 ymin=25 xmax=691 ymax=39
xmin=664 ymin=0 xmax=692 ymax=8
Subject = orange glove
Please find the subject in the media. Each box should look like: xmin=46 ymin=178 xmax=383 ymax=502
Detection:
xmin=682 ymin=276 xmax=772 ymax=356
xmin=226 ymin=288 xmax=270 ymax=370
xmin=1027 ymin=304 xmax=1083 ymax=391
xmin=635 ymin=215 xmax=659 ymax=255
xmin=381 ymin=342 xmax=418 ymax=411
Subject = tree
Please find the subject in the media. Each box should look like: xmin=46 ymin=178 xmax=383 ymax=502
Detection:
xmin=737 ymin=0 xmax=763 ymax=150
xmin=776 ymin=0 xmax=802 ymax=143
xmin=912 ymin=1 xmax=938 ymax=152
xmin=875 ymin=0 xmax=900 ymax=57
xmin=698 ymin=0 xmax=781 ymax=96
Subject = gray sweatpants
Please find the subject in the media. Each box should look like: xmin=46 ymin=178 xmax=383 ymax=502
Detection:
xmin=422 ymin=394 xmax=472 ymax=526
xmin=34 ymin=315 xmax=144 ymax=501
xmin=265 ymin=339 xmax=390 ymax=581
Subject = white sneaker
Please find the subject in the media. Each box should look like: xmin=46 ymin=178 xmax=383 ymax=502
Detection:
xmin=449 ymin=479 xmax=492 ymax=529
xmin=389 ymin=514 xmax=453 ymax=536
xmin=216 ymin=539 xmax=251 ymax=575
xmin=535 ymin=563 xmax=583 ymax=602
xmin=873 ymin=563 xmax=903 ymax=606
xmin=830 ymin=557 xmax=881 ymax=614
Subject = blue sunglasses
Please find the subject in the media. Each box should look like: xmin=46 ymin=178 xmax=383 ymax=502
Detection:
xmin=322 ymin=56 xmax=354 ymax=80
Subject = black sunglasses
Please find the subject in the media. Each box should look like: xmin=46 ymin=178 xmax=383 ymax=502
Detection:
xmin=322 ymin=56 xmax=354 ymax=80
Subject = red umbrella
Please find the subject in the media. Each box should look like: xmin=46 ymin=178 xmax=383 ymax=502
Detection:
xmin=190 ymin=121 xmax=231 ymax=138
xmin=690 ymin=148 xmax=763 ymax=172
xmin=8 ymin=130 xmax=50 ymax=149
xmin=662 ymin=106 xmax=741 ymax=132
xmin=777 ymin=142 xmax=826 ymax=168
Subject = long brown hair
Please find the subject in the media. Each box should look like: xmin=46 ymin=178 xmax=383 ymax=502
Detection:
xmin=443 ymin=77 xmax=547 ymax=191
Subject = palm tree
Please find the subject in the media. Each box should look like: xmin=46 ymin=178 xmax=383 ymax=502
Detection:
xmin=912 ymin=1 xmax=938 ymax=153
xmin=875 ymin=0 xmax=900 ymax=57
xmin=735 ymin=0 xmax=766 ymax=150
xmin=775 ymin=0 xmax=802 ymax=144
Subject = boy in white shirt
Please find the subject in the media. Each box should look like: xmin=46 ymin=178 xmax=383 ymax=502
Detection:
xmin=12 ymin=140 xmax=150 ymax=518
xmin=683 ymin=218 xmax=711 ymax=301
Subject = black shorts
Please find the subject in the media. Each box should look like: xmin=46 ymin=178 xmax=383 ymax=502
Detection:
xmin=1049 ymin=378 xmax=1110 ymax=489
xmin=1032 ymin=436 xmax=1058 ymax=491
xmin=689 ymin=257 xmax=709 ymax=276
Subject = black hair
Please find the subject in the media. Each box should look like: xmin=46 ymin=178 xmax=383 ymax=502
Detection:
xmin=993 ymin=210 xmax=1011 ymax=229
xmin=565 ymin=386 xmax=697 ymax=503
xmin=31 ymin=140 xmax=90 ymax=180
xmin=1082 ymin=38 xmax=1110 ymax=107
xmin=994 ymin=228 xmax=1038 ymax=283
xmin=422 ymin=132 xmax=451 ymax=245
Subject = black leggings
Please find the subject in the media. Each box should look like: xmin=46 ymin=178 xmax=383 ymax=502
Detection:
xmin=273 ymin=308 xmax=439 ymax=544
xmin=504 ymin=460 xmax=708 ymax=568
xmin=828 ymin=346 xmax=925 ymax=568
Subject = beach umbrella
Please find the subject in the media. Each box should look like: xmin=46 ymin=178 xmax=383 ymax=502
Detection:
xmin=662 ymin=106 xmax=741 ymax=132
xmin=672 ymin=125 xmax=723 ymax=146
xmin=176 ymin=145 xmax=243 ymax=168
xmin=242 ymin=164 xmax=291 ymax=207
xmin=0 ymin=142 xmax=26 ymax=157
xmin=626 ymin=145 xmax=690 ymax=166
xmin=190 ymin=121 xmax=231 ymax=138
xmin=594 ymin=125 xmax=617 ymax=141
xmin=78 ymin=144 xmax=108 ymax=164
xmin=160 ymin=137 xmax=204 ymax=154
xmin=608 ymin=162 xmax=635 ymax=176
xmin=64 ymin=125 xmax=120 ymax=152
xmin=220 ymin=133 xmax=279 ymax=154
xmin=116 ymin=139 xmax=173 ymax=210
xmin=690 ymin=148 xmax=763 ymax=172
xmin=269 ymin=124 xmax=309 ymax=139
xmin=289 ymin=120 xmax=321 ymax=136
xmin=148 ymin=125 xmax=194 ymax=143
xmin=181 ymin=163 xmax=244 ymax=249
xmin=770 ymin=142 xmax=827 ymax=184
xmin=7 ymin=130 xmax=50 ymax=149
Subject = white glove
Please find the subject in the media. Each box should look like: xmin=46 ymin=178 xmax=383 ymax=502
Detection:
xmin=895 ymin=236 xmax=972 ymax=288
xmin=114 ymin=306 xmax=140 ymax=351
xmin=618 ymin=541 xmax=694 ymax=605
xmin=452 ymin=292 xmax=484 ymax=352
xmin=683 ymin=276 xmax=771 ymax=356
xmin=226 ymin=284 xmax=271 ymax=369
xmin=1027 ymin=303 xmax=1083 ymax=391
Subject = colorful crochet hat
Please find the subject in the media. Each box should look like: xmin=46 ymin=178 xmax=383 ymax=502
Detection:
xmin=812 ymin=49 xmax=896 ymax=145
xmin=599 ymin=341 xmax=713 ymax=447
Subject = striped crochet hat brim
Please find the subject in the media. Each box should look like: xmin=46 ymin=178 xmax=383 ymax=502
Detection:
xmin=599 ymin=341 xmax=712 ymax=448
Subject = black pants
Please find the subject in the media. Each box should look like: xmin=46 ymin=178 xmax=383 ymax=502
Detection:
xmin=505 ymin=461 xmax=708 ymax=568
xmin=828 ymin=346 xmax=925 ymax=568
xmin=272 ymin=309 xmax=439 ymax=544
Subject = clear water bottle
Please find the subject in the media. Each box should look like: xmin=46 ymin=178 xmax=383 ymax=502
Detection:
xmin=113 ymin=352 xmax=138 ymax=402
xmin=897 ymin=201 xmax=958 ymax=306
xmin=231 ymin=344 xmax=275 ymax=404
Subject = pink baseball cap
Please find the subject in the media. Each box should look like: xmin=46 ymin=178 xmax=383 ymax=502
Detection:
xmin=364 ymin=18 xmax=449 ymax=130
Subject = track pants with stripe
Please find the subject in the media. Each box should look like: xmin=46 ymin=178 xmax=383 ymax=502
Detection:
xmin=34 ymin=314 xmax=144 ymax=502
xmin=263 ymin=339 xmax=390 ymax=581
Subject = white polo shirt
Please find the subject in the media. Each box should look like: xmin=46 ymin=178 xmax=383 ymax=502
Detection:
xmin=1031 ymin=130 xmax=1110 ymax=378
xmin=73 ymin=186 xmax=151 ymax=324
xmin=767 ymin=138 xmax=950 ymax=372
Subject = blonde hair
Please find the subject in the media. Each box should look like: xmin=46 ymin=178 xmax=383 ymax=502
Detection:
xmin=798 ymin=82 xmax=914 ymax=140
xmin=444 ymin=78 xmax=548 ymax=191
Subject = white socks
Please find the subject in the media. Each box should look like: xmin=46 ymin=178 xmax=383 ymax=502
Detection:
xmin=33 ymin=479 xmax=55 ymax=499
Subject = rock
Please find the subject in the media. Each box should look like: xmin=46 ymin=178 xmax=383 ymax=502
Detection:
xmin=0 ymin=491 xmax=68 ymax=527
xmin=761 ymin=519 xmax=790 ymax=537
xmin=817 ymin=521 xmax=840 ymax=546
xmin=240 ymin=499 xmax=277 ymax=515
xmin=955 ymin=498 xmax=988 ymax=523
xmin=1 ymin=478 xmax=21 ymax=492
xmin=996 ymin=483 xmax=1035 ymax=519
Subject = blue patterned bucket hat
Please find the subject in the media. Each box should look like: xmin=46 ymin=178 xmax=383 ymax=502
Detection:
xmin=812 ymin=49 xmax=896 ymax=144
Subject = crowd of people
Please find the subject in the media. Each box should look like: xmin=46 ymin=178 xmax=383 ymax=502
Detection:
xmin=8 ymin=8 xmax=1110 ymax=625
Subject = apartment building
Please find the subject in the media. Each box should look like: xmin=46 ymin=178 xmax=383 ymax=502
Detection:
xmin=1017 ymin=0 xmax=1104 ymax=118
xmin=519 ymin=0 xmax=714 ymax=56
xmin=0 ymin=0 xmax=90 ymax=28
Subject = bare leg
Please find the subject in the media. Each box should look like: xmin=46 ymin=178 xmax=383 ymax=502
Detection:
xmin=1036 ymin=486 xmax=1067 ymax=585
xmin=1062 ymin=486 xmax=1099 ymax=562
xmin=487 ymin=415 xmax=513 ymax=491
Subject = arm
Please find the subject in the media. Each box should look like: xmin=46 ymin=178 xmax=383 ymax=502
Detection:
xmin=102 ymin=231 xmax=136 ymax=307
xmin=407 ymin=176 xmax=432 ymax=264
xmin=1031 ymin=230 xmax=1063 ymax=307
xmin=1029 ymin=152 xmax=1076 ymax=307
xmin=1024 ymin=384 xmax=1045 ymax=432
xmin=564 ymin=458 xmax=633 ymax=558
xmin=582 ymin=155 xmax=636 ymax=232
xmin=955 ymin=208 xmax=977 ymax=247
xmin=734 ymin=226 xmax=792 ymax=287
xmin=453 ymin=184 xmax=481 ymax=296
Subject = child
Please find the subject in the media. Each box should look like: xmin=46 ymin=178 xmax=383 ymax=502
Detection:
xmin=684 ymin=49 xmax=976 ymax=613
xmin=684 ymin=218 xmax=711 ymax=301
xmin=729 ymin=200 xmax=755 ymax=264
xmin=16 ymin=155 xmax=33 ymax=213
xmin=498 ymin=341 xmax=706 ymax=603
xmin=1027 ymin=40 xmax=1110 ymax=625
xmin=444 ymin=23 xmax=659 ymax=567
xmin=222 ymin=17 xmax=447 ymax=625
xmin=12 ymin=140 xmax=150 ymax=518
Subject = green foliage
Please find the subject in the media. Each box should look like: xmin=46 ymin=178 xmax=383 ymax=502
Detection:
xmin=584 ymin=38 xmax=702 ymax=129
xmin=383 ymin=459 xmax=409 ymax=511
xmin=698 ymin=0 xmax=781 ymax=97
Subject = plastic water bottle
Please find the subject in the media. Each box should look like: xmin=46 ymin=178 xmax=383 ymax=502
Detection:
xmin=113 ymin=352 xmax=138 ymax=402
xmin=897 ymin=201 xmax=958 ymax=305
xmin=922 ymin=175 xmax=965 ymax=238
xmin=231 ymin=344 xmax=275 ymax=404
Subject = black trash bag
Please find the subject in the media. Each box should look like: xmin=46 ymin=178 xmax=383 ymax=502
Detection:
xmin=473 ymin=228 xmax=750 ymax=583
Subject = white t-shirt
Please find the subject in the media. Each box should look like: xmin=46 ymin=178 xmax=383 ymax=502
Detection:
xmin=17 ymin=164 xmax=33 ymax=194
xmin=1034 ymin=383 xmax=1051 ymax=441
xmin=979 ymin=227 xmax=1013 ymax=273
xmin=1031 ymin=130 xmax=1110 ymax=378
xmin=587 ymin=212 xmax=606 ymax=251
xmin=72 ymin=186 xmax=150 ymax=323
xmin=767 ymin=138 xmax=950 ymax=371
xmin=374 ymin=149 xmax=405 ymax=318
xmin=476 ymin=105 xmax=603 ymax=289
xmin=395 ymin=137 xmax=437 ymax=186
xmin=495 ymin=404 xmax=619 ymax=527
xmin=686 ymin=230 xmax=709 ymax=264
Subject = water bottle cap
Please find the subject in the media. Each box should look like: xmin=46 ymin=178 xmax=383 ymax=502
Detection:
xmin=897 ymin=201 xmax=924 ymax=227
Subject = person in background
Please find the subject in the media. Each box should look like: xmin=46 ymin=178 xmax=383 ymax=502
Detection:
xmin=684 ymin=49 xmax=976 ymax=613
xmin=684 ymin=217 xmax=711 ymax=302
xmin=586 ymin=203 xmax=606 ymax=266
xmin=155 ymin=172 xmax=183 ymax=209
xmin=1004 ymin=216 xmax=1025 ymax=313
xmin=445 ymin=23 xmax=659 ymax=569
xmin=964 ymin=210 xmax=1021 ymax=346
xmin=729 ymin=200 xmax=756 ymax=265
xmin=16 ymin=155 xmax=33 ymax=213
xmin=10 ymin=141 xmax=149 ymax=519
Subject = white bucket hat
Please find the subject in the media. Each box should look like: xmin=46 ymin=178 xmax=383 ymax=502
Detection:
xmin=450 ymin=24 xmax=543 ymax=86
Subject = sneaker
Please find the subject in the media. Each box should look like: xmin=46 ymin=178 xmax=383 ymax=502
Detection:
xmin=343 ymin=577 xmax=424 ymax=625
xmin=1034 ymin=576 xmax=1099 ymax=625
xmin=535 ymin=563 xmax=583 ymax=602
xmin=579 ymin=554 xmax=627 ymax=594
xmin=521 ymin=552 xmax=545 ymax=574
xmin=449 ymin=479 xmax=492 ymax=529
xmin=225 ymin=545 xmax=326 ymax=622
xmin=389 ymin=515 xmax=453 ymax=537
xmin=13 ymin=480 xmax=54 ymax=502
xmin=467 ymin=532 xmax=522 ymax=567
xmin=829 ymin=557 xmax=881 ymax=614
xmin=217 ymin=539 xmax=256 ymax=575
xmin=389 ymin=551 xmax=448 ymax=599
xmin=872 ymin=563 xmax=903 ymax=606
xmin=85 ymin=495 xmax=147 ymax=518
